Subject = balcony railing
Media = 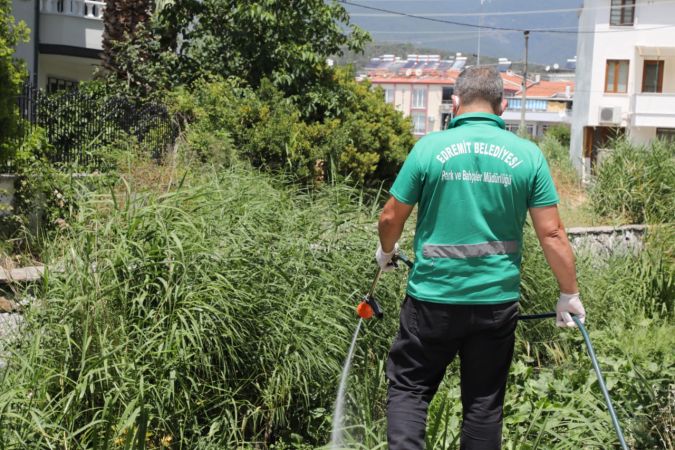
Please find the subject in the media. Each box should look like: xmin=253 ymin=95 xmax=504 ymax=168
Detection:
xmin=40 ymin=0 xmax=106 ymax=20
xmin=633 ymin=93 xmax=675 ymax=127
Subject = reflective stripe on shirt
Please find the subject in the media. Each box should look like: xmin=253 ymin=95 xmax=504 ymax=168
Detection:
xmin=423 ymin=241 xmax=519 ymax=259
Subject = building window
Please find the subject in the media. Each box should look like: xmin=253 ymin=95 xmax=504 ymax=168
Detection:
xmin=605 ymin=60 xmax=629 ymax=93
xmin=442 ymin=86 xmax=454 ymax=104
xmin=441 ymin=113 xmax=452 ymax=130
xmin=412 ymin=87 xmax=427 ymax=109
xmin=47 ymin=77 xmax=78 ymax=94
xmin=610 ymin=0 xmax=635 ymax=26
xmin=383 ymin=87 xmax=394 ymax=104
xmin=642 ymin=60 xmax=664 ymax=93
xmin=412 ymin=112 xmax=427 ymax=134
xmin=526 ymin=123 xmax=536 ymax=137
xmin=505 ymin=98 xmax=547 ymax=111
xmin=656 ymin=128 xmax=675 ymax=142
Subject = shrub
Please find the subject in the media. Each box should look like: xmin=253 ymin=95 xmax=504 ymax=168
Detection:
xmin=544 ymin=124 xmax=571 ymax=148
xmin=169 ymin=71 xmax=415 ymax=185
xmin=590 ymin=138 xmax=675 ymax=224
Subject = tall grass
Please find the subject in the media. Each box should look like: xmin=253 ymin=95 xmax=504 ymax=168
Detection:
xmin=0 ymin=165 xmax=406 ymax=448
xmin=590 ymin=138 xmax=675 ymax=224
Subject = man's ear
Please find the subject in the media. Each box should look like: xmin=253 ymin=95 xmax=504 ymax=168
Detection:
xmin=452 ymin=95 xmax=460 ymax=114
xmin=498 ymin=98 xmax=508 ymax=116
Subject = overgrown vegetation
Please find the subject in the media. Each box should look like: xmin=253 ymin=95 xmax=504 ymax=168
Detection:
xmin=0 ymin=164 xmax=404 ymax=448
xmin=0 ymin=159 xmax=672 ymax=449
xmin=590 ymin=138 xmax=675 ymax=224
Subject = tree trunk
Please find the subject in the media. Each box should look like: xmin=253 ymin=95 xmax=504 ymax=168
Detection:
xmin=102 ymin=0 xmax=154 ymax=77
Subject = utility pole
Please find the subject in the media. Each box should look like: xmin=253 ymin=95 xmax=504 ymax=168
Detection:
xmin=477 ymin=0 xmax=487 ymax=65
xmin=477 ymin=1 xmax=483 ymax=65
xmin=519 ymin=30 xmax=530 ymax=136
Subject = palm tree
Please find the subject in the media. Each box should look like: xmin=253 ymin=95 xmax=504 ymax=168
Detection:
xmin=102 ymin=0 xmax=154 ymax=77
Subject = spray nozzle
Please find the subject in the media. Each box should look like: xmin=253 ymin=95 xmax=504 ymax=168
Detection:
xmin=355 ymin=250 xmax=413 ymax=320
xmin=357 ymin=294 xmax=383 ymax=320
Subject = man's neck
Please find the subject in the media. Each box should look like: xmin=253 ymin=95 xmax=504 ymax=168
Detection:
xmin=455 ymin=102 xmax=497 ymax=117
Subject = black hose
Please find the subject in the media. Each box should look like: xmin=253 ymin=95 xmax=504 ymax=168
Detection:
xmin=518 ymin=311 xmax=556 ymax=321
xmin=573 ymin=316 xmax=629 ymax=450
xmin=518 ymin=312 xmax=629 ymax=449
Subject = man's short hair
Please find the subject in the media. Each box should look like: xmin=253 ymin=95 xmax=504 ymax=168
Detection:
xmin=455 ymin=65 xmax=504 ymax=112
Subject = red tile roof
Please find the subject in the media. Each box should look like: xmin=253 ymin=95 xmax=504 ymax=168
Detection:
xmin=368 ymin=72 xmax=574 ymax=100
xmin=518 ymin=81 xmax=575 ymax=98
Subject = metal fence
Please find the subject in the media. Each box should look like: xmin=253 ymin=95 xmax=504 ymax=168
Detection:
xmin=13 ymin=81 xmax=176 ymax=168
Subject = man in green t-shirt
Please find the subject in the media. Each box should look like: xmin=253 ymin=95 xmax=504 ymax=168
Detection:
xmin=376 ymin=66 xmax=585 ymax=450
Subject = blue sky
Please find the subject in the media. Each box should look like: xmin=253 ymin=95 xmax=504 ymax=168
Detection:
xmin=341 ymin=0 xmax=582 ymax=64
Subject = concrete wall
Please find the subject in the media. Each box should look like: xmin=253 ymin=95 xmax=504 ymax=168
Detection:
xmin=567 ymin=225 xmax=647 ymax=258
xmin=427 ymin=85 xmax=444 ymax=132
xmin=38 ymin=53 xmax=99 ymax=88
xmin=11 ymin=0 xmax=37 ymax=76
xmin=629 ymin=126 xmax=656 ymax=145
xmin=40 ymin=13 xmax=103 ymax=50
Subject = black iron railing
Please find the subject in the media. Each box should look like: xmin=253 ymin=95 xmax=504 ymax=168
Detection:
xmin=13 ymin=81 xmax=176 ymax=168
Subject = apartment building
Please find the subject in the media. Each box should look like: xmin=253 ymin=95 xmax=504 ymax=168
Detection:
xmin=571 ymin=0 xmax=675 ymax=175
xmin=367 ymin=54 xmax=574 ymax=138
xmin=11 ymin=0 xmax=104 ymax=91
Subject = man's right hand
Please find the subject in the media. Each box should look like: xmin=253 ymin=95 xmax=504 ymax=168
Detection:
xmin=556 ymin=292 xmax=586 ymax=327
xmin=376 ymin=243 xmax=399 ymax=272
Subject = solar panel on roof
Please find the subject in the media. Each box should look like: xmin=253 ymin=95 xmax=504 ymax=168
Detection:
xmin=402 ymin=61 xmax=416 ymax=69
xmin=565 ymin=59 xmax=576 ymax=70
xmin=438 ymin=61 xmax=454 ymax=71
xmin=451 ymin=60 xmax=466 ymax=71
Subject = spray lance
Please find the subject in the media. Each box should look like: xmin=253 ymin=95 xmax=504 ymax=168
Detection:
xmin=353 ymin=251 xmax=629 ymax=449
xmin=356 ymin=252 xmax=413 ymax=320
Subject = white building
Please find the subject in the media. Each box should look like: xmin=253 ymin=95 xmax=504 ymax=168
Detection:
xmin=571 ymin=0 xmax=675 ymax=175
xmin=11 ymin=0 xmax=104 ymax=91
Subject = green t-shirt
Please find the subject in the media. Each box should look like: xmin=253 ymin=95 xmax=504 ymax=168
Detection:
xmin=390 ymin=112 xmax=559 ymax=304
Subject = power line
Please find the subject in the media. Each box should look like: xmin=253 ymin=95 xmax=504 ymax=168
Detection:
xmin=339 ymin=0 xmax=675 ymax=35
xmin=348 ymin=0 xmax=675 ymax=18
xmin=340 ymin=0 xmax=529 ymax=33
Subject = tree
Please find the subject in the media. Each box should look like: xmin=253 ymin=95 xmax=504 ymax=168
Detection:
xmin=0 ymin=0 xmax=29 ymax=161
xmin=157 ymin=0 xmax=369 ymax=118
xmin=102 ymin=0 xmax=154 ymax=90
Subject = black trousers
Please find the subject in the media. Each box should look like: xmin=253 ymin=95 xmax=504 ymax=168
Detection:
xmin=386 ymin=295 xmax=519 ymax=450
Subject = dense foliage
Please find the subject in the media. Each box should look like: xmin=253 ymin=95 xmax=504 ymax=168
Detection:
xmin=157 ymin=0 xmax=368 ymax=116
xmin=0 ymin=0 xmax=29 ymax=161
xmin=170 ymin=70 xmax=414 ymax=184
xmin=590 ymin=138 xmax=675 ymax=224
xmin=107 ymin=0 xmax=368 ymax=117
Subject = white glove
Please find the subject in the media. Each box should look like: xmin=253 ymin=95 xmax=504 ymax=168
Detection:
xmin=556 ymin=292 xmax=586 ymax=328
xmin=376 ymin=243 xmax=399 ymax=272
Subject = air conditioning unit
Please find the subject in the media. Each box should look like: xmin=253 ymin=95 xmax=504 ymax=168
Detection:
xmin=599 ymin=106 xmax=621 ymax=124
